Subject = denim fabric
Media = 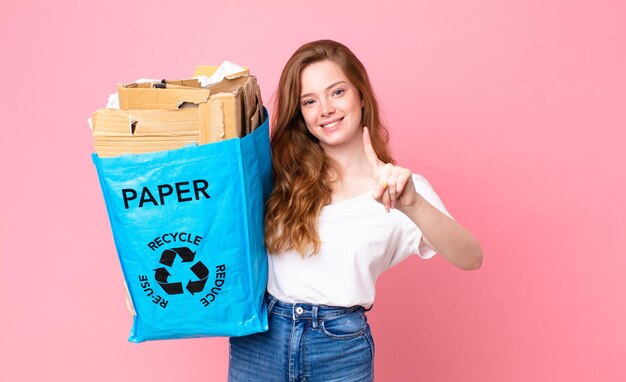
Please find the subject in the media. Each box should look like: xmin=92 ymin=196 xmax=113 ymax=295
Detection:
xmin=228 ymin=294 xmax=375 ymax=382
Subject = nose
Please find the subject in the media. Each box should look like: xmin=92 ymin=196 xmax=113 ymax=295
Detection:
xmin=320 ymin=98 xmax=335 ymax=117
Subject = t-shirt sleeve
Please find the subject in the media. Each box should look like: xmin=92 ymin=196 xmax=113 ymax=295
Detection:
xmin=398 ymin=174 xmax=453 ymax=261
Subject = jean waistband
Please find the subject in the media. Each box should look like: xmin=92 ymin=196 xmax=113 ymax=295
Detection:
xmin=265 ymin=293 xmax=365 ymax=321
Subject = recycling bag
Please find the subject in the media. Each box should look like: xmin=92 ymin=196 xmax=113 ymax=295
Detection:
xmin=92 ymin=111 xmax=272 ymax=342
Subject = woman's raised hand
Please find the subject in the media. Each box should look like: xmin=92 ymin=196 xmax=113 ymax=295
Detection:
xmin=362 ymin=127 xmax=421 ymax=213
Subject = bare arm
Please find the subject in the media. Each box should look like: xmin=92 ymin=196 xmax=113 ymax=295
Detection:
xmin=398 ymin=196 xmax=483 ymax=270
xmin=363 ymin=127 xmax=483 ymax=270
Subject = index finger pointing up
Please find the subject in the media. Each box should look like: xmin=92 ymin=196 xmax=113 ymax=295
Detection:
xmin=362 ymin=127 xmax=381 ymax=170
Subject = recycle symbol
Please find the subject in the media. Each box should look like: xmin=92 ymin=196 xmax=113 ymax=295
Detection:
xmin=154 ymin=247 xmax=209 ymax=295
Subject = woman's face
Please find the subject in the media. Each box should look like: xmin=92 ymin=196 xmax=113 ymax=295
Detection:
xmin=299 ymin=60 xmax=363 ymax=150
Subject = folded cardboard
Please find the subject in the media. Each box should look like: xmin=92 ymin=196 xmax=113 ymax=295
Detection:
xmin=123 ymin=79 xmax=201 ymax=89
xmin=193 ymin=66 xmax=264 ymax=136
xmin=92 ymin=108 xmax=201 ymax=157
xmin=92 ymin=66 xmax=263 ymax=157
xmin=193 ymin=65 xmax=249 ymax=80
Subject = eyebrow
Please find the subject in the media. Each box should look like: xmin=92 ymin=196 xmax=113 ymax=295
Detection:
xmin=300 ymin=81 xmax=347 ymax=99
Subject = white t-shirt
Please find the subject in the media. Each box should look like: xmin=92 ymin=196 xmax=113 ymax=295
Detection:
xmin=266 ymin=174 xmax=452 ymax=307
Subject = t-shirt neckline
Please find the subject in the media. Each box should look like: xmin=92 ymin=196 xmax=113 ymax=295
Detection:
xmin=323 ymin=189 xmax=373 ymax=209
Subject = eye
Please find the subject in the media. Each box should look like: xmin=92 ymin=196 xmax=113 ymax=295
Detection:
xmin=301 ymin=99 xmax=315 ymax=107
xmin=332 ymin=88 xmax=345 ymax=96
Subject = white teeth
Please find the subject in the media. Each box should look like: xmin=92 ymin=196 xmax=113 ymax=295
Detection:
xmin=321 ymin=118 xmax=342 ymax=129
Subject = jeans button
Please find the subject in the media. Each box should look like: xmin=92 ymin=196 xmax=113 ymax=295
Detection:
xmin=295 ymin=306 xmax=304 ymax=315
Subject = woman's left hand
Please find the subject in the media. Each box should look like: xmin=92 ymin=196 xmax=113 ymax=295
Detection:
xmin=363 ymin=127 xmax=422 ymax=212
xmin=363 ymin=127 xmax=483 ymax=270
xmin=363 ymin=127 xmax=422 ymax=213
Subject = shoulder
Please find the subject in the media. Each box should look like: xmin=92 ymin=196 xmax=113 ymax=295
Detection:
xmin=411 ymin=173 xmax=430 ymax=184
xmin=410 ymin=173 xmax=453 ymax=219
xmin=410 ymin=173 xmax=435 ymax=192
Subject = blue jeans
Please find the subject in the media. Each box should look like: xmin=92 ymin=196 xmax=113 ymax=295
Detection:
xmin=228 ymin=294 xmax=375 ymax=381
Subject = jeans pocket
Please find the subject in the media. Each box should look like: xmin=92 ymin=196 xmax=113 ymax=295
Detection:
xmin=319 ymin=311 xmax=366 ymax=339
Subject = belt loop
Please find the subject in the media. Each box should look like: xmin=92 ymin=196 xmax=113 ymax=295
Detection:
xmin=266 ymin=296 xmax=277 ymax=315
xmin=312 ymin=305 xmax=319 ymax=329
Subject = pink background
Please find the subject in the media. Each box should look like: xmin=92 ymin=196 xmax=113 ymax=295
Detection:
xmin=1 ymin=0 xmax=624 ymax=380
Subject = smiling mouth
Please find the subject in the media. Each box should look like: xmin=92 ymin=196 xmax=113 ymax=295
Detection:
xmin=320 ymin=117 xmax=344 ymax=129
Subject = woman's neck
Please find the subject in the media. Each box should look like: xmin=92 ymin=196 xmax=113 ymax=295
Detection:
xmin=322 ymin=138 xmax=370 ymax=177
xmin=323 ymin=141 xmax=376 ymax=202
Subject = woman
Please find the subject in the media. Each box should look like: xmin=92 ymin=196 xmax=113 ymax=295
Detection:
xmin=228 ymin=40 xmax=483 ymax=381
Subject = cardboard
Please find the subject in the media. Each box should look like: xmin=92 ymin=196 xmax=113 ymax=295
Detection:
xmin=192 ymin=65 xmax=263 ymax=135
xmin=117 ymin=84 xmax=211 ymax=110
xmin=92 ymin=108 xmax=201 ymax=157
xmin=125 ymin=79 xmax=201 ymax=88
xmin=92 ymin=66 xmax=264 ymax=157
xmin=193 ymin=65 xmax=249 ymax=79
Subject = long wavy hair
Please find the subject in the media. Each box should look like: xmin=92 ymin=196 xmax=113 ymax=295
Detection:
xmin=265 ymin=39 xmax=395 ymax=256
